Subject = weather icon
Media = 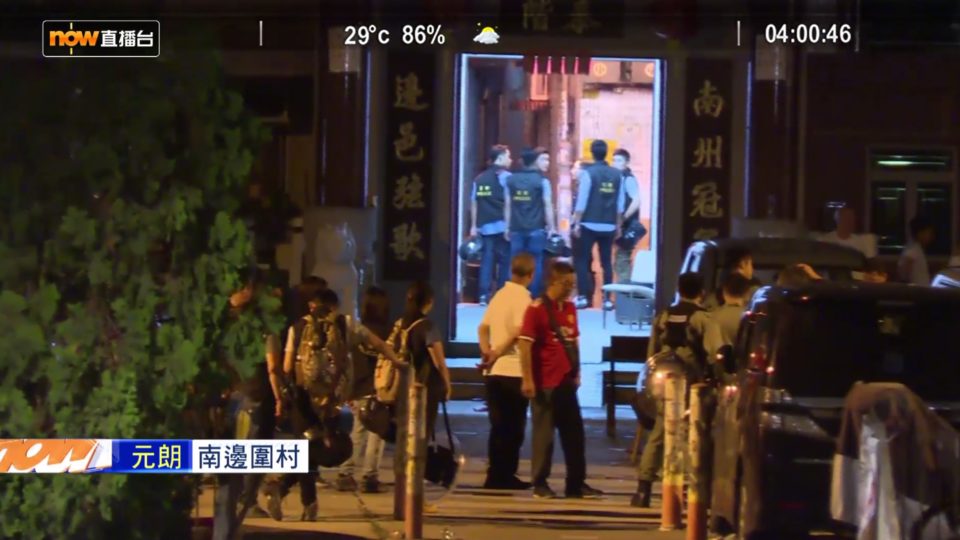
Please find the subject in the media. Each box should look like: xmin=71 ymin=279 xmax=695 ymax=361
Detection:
xmin=473 ymin=24 xmax=500 ymax=45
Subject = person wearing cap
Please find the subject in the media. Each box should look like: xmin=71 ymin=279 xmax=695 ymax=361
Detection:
xmin=470 ymin=144 xmax=513 ymax=305
xmin=505 ymin=147 xmax=557 ymax=298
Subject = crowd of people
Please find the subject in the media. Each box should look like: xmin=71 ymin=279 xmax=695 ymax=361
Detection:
xmin=470 ymin=140 xmax=646 ymax=310
xmin=213 ymin=271 xmax=451 ymax=539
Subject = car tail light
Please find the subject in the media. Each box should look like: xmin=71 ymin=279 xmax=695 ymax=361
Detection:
xmin=749 ymin=346 xmax=768 ymax=371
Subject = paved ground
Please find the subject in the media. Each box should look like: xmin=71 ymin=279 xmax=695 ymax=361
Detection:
xmin=195 ymin=406 xmax=686 ymax=540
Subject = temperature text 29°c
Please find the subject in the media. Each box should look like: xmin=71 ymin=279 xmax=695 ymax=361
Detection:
xmin=344 ymin=25 xmax=391 ymax=46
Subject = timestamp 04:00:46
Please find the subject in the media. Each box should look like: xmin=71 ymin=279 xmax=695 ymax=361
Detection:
xmin=764 ymin=23 xmax=853 ymax=45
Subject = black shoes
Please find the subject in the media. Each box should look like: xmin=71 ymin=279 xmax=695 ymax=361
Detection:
xmin=362 ymin=475 xmax=381 ymax=494
xmin=630 ymin=480 xmax=652 ymax=508
xmin=301 ymin=502 xmax=318 ymax=522
xmin=533 ymin=484 xmax=557 ymax=499
xmin=483 ymin=476 xmax=532 ymax=490
xmin=565 ymin=483 xmax=603 ymax=499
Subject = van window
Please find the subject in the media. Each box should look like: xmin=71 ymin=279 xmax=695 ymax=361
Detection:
xmin=771 ymin=299 xmax=960 ymax=401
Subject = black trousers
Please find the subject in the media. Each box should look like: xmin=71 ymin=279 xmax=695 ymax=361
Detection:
xmin=575 ymin=227 xmax=615 ymax=301
xmin=485 ymin=376 xmax=529 ymax=482
xmin=278 ymin=388 xmax=320 ymax=505
xmin=530 ymin=380 xmax=586 ymax=491
xmin=213 ymin=393 xmax=275 ymax=540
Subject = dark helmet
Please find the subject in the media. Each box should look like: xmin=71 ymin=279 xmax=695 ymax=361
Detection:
xmin=615 ymin=223 xmax=646 ymax=251
xmin=544 ymin=234 xmax=572 ymax=257
xmin=458 ymin=236 xmax=483 ymax=263
xmin=359 ymin=398 xmax=397 ymax=443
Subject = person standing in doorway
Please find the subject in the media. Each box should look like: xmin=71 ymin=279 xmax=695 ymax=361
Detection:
xmin=520 ymin=261 xmax=603 ymax=500
xmin=821 ymin=207 xmax=877 ymax=258
xmin=612 ymin=149 xmax=642 ymax=283
xmin=505 ymin=147 xmax=557 ymax=298
xmin=898 ymin=215 xmax=935 ymax=285
xmin=478 ymin=253 xmax=536 ymax=490
xmin=572 ymin=140 xmax=623 ymax=310
xmin=471 ymin=145 xmax=513 ymax=305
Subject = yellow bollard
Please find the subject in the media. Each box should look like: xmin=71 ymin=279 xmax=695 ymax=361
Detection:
xmin=404 ymin=369 xmax=426 ymax=540
xmin=686 ymin=383 xmax=710 ymax=540
xmin=660 ymin=372 xmax=686 ymax=531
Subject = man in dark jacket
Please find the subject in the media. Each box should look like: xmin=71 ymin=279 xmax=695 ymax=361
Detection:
xmin=470 ymin=144 xmax=513 ymax=305
xmin=213 ymin=275 xmax=284 ymax=540
xmin=571 ymin=140 xmax=623 ymax=310
xmin=633 ymin=272 xmax=710 ymax=508
xmin=505 ymin=147 xmax=557 ymax=298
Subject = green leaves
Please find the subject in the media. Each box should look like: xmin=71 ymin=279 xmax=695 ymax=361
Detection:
xmin=0 ymin=30 xmax=269 ymax=539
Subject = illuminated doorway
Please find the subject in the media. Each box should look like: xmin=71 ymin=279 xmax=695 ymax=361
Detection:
xmin=451 ymin=54 xmax=663 ymax=347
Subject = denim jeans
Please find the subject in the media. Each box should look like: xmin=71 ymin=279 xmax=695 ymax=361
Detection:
xmin=510 ymin=229 xmax=547 ymax=297
xmin=339 ymin=398 xmax=386 ymax=478
xmin=479 ymin=233 xmax=510 ymax=299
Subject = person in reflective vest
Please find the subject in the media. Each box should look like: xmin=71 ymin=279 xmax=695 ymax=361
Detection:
xmin=571 ymin=140 xmax=624 ymax=311
xmin=505 ymin=147 xmax=557 ymax=298
xmin=633 ymin=272 xmax=710 ymax=508
xmin=470 ymin=145 xmax=513 ymax=305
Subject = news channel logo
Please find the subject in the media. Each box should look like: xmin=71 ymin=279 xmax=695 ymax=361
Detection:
xmin=43 ymin=20 xmax=160 ymax=58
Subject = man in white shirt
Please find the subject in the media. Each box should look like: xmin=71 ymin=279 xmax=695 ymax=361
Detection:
xmin=478 ymin=253 xmax=536 ymax=490
xmin=899 ymin=215 xmax=935 ymax=285
xmin=821 ymin=207 xmax=877 ymax=258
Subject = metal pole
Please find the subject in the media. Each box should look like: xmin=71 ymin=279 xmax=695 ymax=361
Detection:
xmin=404 ymin=372 xmax=426 ymax=539
xmin=393 ymin=367 xmax=409 ymax=520
xmin=660 ymin=372 xmax=685 ymax=531
xmin=686 ymin=383 xmax=709 ymax=540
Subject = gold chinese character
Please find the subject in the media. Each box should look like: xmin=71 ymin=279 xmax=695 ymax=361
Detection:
xmin=132 ymin=444 xmax=155 ymax=469
xmin=394 ymin=73 xmax=428 ymax=111
xmin=394 ymin=122 xmax=425 ymax=162
xmin=689 ymin=181 xmax=723 ymax=219
xmin=157 ymin=444 xmax=181 ymax=469
xmin=566 ymin=0 xmax=599 ymax=34
xmin=390 ymin=223 xmax=425 ymax=261
xmin=693 ymin=80 xmax=725 ymax=118
xmin=393 ymin=174 xmax=425 ymax=210
xmin=692 ymin=136 xmax=723 ymax=169
xmin=523 ymin=0 xmax=553 ymax=31
xmin=693 ymin=228 xmax=720 ymax=240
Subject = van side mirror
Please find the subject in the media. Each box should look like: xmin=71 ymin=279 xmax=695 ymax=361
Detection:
xmin=718 ymin=345 xmax=736 ymax=374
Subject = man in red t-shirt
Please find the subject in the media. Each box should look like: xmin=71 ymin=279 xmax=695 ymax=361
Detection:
xmin=519 ymin=261 xmax=603 ymax=499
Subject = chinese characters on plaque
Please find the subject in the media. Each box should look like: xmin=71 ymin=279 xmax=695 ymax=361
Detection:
xmin=501 ymin=0 xmax=624 ymax=37
xmin=682 ymin=59 xmax=733 ymax=247
xmin=384 ymin=51 xmax=435 ymax=280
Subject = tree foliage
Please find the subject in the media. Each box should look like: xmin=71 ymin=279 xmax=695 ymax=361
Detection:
xmin=0 ymin=33 xmax=278 ymax=539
